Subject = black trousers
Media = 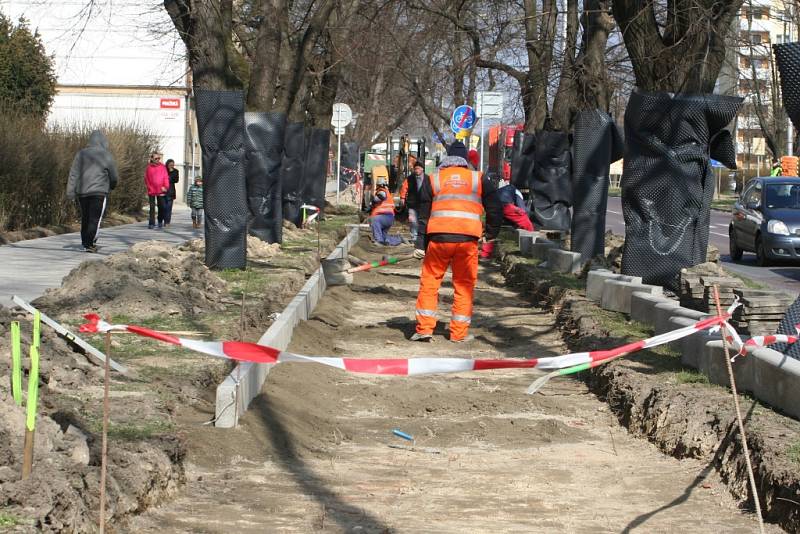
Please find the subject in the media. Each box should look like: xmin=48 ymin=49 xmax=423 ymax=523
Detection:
xmin=78 ymin=195 xmax=106 ymax=248
xmin=148 ymin=195 xmax=166 ymax=226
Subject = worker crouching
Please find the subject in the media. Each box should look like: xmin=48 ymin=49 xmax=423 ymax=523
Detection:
xmin=369 ymin=166 xmax=404 ymax=246
xmin=412 ymin=141 xmax=502 ymax=343
xmin=480 ymin=183 xmax=534 ymax=259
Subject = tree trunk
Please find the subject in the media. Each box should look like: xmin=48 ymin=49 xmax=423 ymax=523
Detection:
xmin=613 ymin=0 xmax=744 ymax=93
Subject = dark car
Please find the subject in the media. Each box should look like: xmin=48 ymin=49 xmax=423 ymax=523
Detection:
xmin=729 ymin=176 xmax=800 ymax=266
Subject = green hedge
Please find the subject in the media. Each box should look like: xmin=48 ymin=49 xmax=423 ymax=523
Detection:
xmin=0 ymin=106 xmax=158 ymax=230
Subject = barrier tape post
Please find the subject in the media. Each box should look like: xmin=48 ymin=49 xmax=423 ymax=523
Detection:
xmin=11 ymin=321 xmax=22 ymax=405
xmin=713 ymin=285 xmax=764 ymax=533
xmin=98 ymin=332 xmax=111 ymax=533
xmin=21 ymin=343 xmax=40 ymax=479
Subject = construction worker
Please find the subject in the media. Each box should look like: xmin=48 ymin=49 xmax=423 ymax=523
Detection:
xmin=479 ymin=184 xmax=534 ymax=259
xmin=369 ymin=165 xmax=404 ymax=246
xmin=399 ymin=160 xmax=431 ymax=245
xmin=411 ymin=140 xmax=503 ymax=343
xmin=771 ymin=160 xmax=782 ymax=176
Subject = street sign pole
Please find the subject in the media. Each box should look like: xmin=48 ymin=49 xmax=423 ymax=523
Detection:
xmin=331 ymin=103 xmax=353 ymax=206
xmin=479 ymin=93 xmax=484 ymax=172
xmin=336 ymin=124 xmax=342 ymax=205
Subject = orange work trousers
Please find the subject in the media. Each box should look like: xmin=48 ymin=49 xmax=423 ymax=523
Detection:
xmin=415 ymin=240 xmax=479 ymax=340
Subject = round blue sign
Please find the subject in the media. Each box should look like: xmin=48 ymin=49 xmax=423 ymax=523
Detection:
xmin=451 ymin=105 xmax=476 ymax=133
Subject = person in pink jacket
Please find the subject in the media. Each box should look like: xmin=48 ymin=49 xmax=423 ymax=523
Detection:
xmin=144 ymin=152 xmax=170 ymax=229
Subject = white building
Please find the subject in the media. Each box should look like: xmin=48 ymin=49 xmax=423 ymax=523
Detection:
xmin=0 ymin=0 xmax=198 ymax=202
xmin=735 ymin=0 xmax=796 ymax=174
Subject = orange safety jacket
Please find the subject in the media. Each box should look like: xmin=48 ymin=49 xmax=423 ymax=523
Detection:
xmin=371 ymin=187 xmax=395 ymax=216
xmin=426 ymin=168 xmax=483 ymax=238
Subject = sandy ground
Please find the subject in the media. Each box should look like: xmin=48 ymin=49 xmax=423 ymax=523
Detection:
xmin=128 ymin=238 xmax=778 ymax=533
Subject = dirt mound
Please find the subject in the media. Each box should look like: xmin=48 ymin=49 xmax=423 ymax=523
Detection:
xmin=0 ymin=306 xmax=184 ymax=531
xmin=33 ymin=240 xmax=227 ymax=319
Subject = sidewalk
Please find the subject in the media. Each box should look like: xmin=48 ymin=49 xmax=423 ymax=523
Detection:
xmin=0 ymin=205 xmax=198 ymax=304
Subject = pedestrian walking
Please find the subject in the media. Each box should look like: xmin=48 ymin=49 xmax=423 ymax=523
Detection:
xmin=66 ymin=130 xmax=119 ymax=253
xmin=164 ymin=158 xmax=179 ymax=226
xmin=186 ymin=176 xmax=204 ymax=229
xmin=411 ymin=141 xmax=503 ymax=343
xmin=144 ymin=152 xmax=170 ymax=229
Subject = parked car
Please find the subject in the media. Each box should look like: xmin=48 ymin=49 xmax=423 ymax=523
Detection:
xmin=729 ymin=176 xmax=800 ymax=266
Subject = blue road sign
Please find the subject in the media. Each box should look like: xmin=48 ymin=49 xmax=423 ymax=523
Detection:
xmin=450 ymin=105 xmax=476 ymax=133
xmin=710 ymin=159 xmax=723 ymax=168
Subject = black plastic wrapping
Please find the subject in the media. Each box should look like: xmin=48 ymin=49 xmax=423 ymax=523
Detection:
xmin=775 ymin=296 xmax=800 ymax=360
xmin=244 ymin=111 xmax=285 ymax=243
xmin=774 ymin=42 xmax=800 ymax=131
xmin=570 ymin=110 xmax=624 ymax=261
xmin=531 ymin=131 xmax=572 ymax=231
xmin=620 ymin=90 xmax=743 ymax=289
xmin=280 ymin=122 xmax=306 ymax=226
xmin=300 ymin=128 xmax=331 ymax=215
xmin=340 ymin=141 xmax=360 ymax=190
xmin=509 ymin=131 xmax=532 ymax=190
xmin=194 ymin=89 xmax=247 ymax=269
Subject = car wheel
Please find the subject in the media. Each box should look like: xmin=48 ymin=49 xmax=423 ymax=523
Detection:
xmin=755 ymin=236 xmax=770 ymax=267
xmin=729 ymin=229 xmax=743 ymax=261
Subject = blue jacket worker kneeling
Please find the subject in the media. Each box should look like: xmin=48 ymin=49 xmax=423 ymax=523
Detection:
xmin=369 ymin=165 xmax=404 ymax=246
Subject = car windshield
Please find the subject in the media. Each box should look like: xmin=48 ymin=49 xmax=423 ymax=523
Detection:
xmin=765 ymin=183 xmax=800 ymax=209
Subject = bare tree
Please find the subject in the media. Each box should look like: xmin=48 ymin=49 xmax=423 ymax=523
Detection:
xmin=612 ymin=0 xmax=745 ymax=93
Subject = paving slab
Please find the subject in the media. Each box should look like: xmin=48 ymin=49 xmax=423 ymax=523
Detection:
xmin=0 ymin=206 xmax=197 ymax=304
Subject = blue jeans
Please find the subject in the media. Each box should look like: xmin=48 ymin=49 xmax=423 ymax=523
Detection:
xmin=371 ymin=214 xmax=403 ymax=246
xmin=163 ymin=196 xmax=174 ymax=224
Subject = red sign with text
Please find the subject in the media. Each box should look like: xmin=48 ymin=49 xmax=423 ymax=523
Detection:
xmin=160 ymin=98 xmax=181 ymax=109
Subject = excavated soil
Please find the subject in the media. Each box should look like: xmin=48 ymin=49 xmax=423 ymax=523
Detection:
xmin=0 ymin=216 xmax=352 ymax=532
xmin=129 ymin=236 xmax=776 ymax=533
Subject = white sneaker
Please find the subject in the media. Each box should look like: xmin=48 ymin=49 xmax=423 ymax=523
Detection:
xmin=450 ymin=334 xmax=475 ymax=343
xmin=410 ymin=332 xmax=433 ymax=342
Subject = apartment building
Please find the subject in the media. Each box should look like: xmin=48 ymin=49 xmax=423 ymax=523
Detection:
xmin=735 ymin=0 xmax=796 ymax=174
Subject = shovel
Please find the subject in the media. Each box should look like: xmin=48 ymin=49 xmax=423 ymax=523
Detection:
xmin=346 ymin=255 xmax=417 ymax=274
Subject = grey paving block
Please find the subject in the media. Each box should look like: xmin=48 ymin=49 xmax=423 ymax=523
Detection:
xmin=518 ymin=230 xmax=542 ymax=256
xmin=546 ymin=248 xmax=583 ymax=274
xmin=530 ymin=240 xmax=558 ymax=260
xmin=705 ymin=341 xmax=755 ymax=393
xmin=750 ymin=347 xmax=800 ymax=420
xmin=630 ymin=292 xmax=673 ymax=326
xmin=601 ymin=280 xmax=663 ymax=314
xmin=654 ymin=301 xmax=681 ymax=335
xmin=586 ymin=270 xmax=642 ymax=302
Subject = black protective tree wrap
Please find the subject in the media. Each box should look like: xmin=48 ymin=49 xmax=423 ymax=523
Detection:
xmin=531 ymin=131 xmax=572 ymax=231
xmin=774 ymin=42 xmax=800 ymax=131
xmin=775 ymin=296 xmax=800 ymax=360
xmin=194 ymin=89 xmax=247 ymax=269
xmin=620 ymin=90 xmax=742 ymax=290
xmin=300 ymin=128 xmax=331 ymax=215
xmin=244 ymin=111 xmax=286 ymax=243
xmin=510 ymin=132 xmax=535 ymax=190
xmin=280 ymin=122 xmax=306 ymax=226
xmin=340 ymin=142 xmax=360 ymax=190
xmin=570 ymin=110 xmax=624 ymax=261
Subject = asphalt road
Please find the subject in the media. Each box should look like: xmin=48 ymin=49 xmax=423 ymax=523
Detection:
xmin=605 ymin=196 xmax=800 ymax=296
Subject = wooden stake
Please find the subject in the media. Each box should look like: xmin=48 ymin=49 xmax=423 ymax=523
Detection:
xmin=99 ymin=332 xmax=111 ymax=533
xmin=21 ymin=429 xmax=34 ymax=479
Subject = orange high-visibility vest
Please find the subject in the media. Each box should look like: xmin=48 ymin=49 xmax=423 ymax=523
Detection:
xmin=427 ymin=168 xmax=483 ymax=237
xmin=371 ymin=187 xmax=395 ymax=216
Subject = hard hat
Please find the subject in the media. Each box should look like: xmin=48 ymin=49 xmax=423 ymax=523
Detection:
xmin=373 ymin=165 xmax=389 ymax=185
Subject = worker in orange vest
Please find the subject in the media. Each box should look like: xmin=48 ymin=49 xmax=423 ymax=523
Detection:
xmin=411 ymin=140 xmax=503 ymax=343
xmin=369 ymin=166 xmax=404 ymax=246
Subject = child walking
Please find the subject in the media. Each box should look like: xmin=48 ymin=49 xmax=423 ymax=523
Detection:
xmin=186 ymin=176 xmax=204 ymax=229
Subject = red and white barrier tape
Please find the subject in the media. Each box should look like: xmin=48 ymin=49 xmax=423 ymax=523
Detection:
xmin=77 ymin=309 xmax=798 ymax=380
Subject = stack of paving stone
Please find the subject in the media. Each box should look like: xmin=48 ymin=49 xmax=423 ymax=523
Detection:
xmin=700 ymin=276 xmax=740 ymax=312
xmin=729 ymin=289 xmax=795 ymax=335
xmin=679 ymin=262 xmax=726 ymax=310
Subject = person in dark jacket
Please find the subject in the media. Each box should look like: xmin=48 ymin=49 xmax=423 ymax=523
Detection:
xmin=399 ymin=160 xmax=431 ymax=244
xmin=66 ymin=130 xmax=119 ymax=253
xmin=164 ymin=159 xmax=179 ymax=226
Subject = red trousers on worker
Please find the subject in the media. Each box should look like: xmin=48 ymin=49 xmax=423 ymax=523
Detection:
xmin=415 ymin=241 xmax=479 ymax=340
